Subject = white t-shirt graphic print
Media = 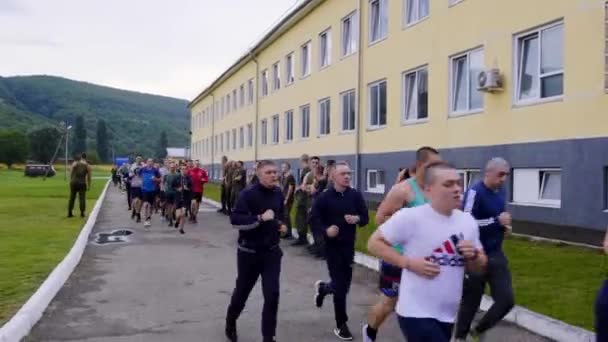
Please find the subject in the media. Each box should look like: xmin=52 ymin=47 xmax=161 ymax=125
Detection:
xmin=379 ymin=204 xmax=482 ymax=323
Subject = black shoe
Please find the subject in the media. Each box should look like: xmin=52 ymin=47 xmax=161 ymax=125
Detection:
xmin=80 ymin=212 xmax=85 ymax=218
xmin=131 ymin=210 xmax=136 ymax=219
xmin=334 ymin=324 xmax=353 ymax=341
xmin=263 ymin=338 xmax=276 ymax=342
xmin=314 ymin=280 xmax=326 ymax=308
xmin=179 ymin=228 xmax=185 ymax=234
xmin=225 ymin=322 xmax=237 ymax=342
xmin=136 ymin=214 xmax=141 ymax=223
xmin=67 ymin=213 xmax=74 ymax=218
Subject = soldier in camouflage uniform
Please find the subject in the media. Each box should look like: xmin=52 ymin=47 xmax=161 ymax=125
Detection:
xmin=230 ymin=161 xmax=247 ymax=211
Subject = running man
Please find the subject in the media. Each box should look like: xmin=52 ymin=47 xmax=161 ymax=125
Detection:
xmin=188 ymin=161 xmax=209 ymax=223
xmin=171 ymin=163 xmax=192 ymax=234
xmin=367 ymin=161 xmax=487 ymax=342
xmin=363 ymin=146 xmax=441 ymax=342
xmin=454 ymin=158 xmax=516 ymax=341
xmin=140 ymin=158 xmax=161 ymax=228
xmin=595 ymin=226 xmax=608 ymax=342
xmin=163 ymin=161 xmax=180 ymax=227
xmin=130 ymin=166 xmax=143 ymax=223
xmin=311 ymin=162 xmax=369 ymax=340
xmin=225 ymin=160 xmax=288 ymax=342
xmin=67 ymin=153 xmax=92 ymax=218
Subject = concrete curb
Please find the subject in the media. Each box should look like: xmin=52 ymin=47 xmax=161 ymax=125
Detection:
xmin=201 ymin=196 xmax=596 ymax=342
xmin=0 ymin=180 xmax=111 ymax=342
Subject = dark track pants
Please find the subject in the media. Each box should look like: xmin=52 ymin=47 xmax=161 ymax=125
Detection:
xmin=220 ymin=183 xmax=227 ymax=210
xmin=398 ymin=317 xmax=453 ymax=342
xmin=226 ymin=247 xmax=283 ymax=339
xmin=596 ymin=280 xmax=608 ymax=342
xmin=319 ymin=244 xmax=354 ymax=327
xmin=455 ymin=250 xmax=515 ymax=338
xmin=68 ymin=182 xmax=86 ymax=215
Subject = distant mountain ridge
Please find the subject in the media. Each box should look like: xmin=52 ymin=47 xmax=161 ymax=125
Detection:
xmin=0 ymin=75 xmax=190 ymax=158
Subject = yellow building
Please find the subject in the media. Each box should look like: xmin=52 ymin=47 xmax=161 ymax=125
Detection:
xmin=189 ymin=0 xmax=608 ymax=242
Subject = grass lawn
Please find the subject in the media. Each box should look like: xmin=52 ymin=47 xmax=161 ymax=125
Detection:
xmin=0 ymin=168 xmax=105 ymax=324
xmin=203 ymin=183 xmax=605 ymax=331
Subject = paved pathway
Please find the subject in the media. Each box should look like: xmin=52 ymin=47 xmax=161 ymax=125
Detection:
xmin=26 ymin=186 xmax=551 ymax=341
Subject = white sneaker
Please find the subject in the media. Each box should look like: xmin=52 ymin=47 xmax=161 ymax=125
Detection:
xmin=144 ymin=220 xmax=151 ymax=228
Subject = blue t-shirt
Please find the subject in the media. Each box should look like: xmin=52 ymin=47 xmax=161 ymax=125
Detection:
xmin=141 ymin=166 xmax=160 ymax=192
xmin=462 ymin=181 xmax=506 ymax=254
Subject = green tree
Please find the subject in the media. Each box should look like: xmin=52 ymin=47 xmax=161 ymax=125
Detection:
xmin=28 ymin=127 xmax=61 ymax=164
xmin=86 ymin=150 xmax=101 ymax=164
xmin=156 ymin=131 xmax=168 ymax=159
xmin=72 ymin=115 xmax=87 ymax=155
xmin=0 ymin=130 xmax=29 ymax=168
xmin=96 ymin=119 xmax=109 ymax=162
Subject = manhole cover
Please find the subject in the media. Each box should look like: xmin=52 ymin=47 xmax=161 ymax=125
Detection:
xmin=92 ymin=229 xmax=134 ymax=245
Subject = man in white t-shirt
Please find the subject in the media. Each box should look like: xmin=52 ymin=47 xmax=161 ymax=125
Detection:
xmin=367 ymin=161 xmax=487 ymax=342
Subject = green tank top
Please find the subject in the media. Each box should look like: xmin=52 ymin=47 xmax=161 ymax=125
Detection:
xmin=392 ymin=178 xmax=429 ymax=254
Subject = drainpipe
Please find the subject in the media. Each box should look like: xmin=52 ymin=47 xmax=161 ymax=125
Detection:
xmin=250 ymin=51 xmax=260 ymax=165
xmin=210 ymin=93 xmax=215 ymax=179
xmin=354 ymin=0 xmax=363 ymax=191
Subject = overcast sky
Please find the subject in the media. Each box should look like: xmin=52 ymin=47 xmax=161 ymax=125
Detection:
xmin=0 ymin=0 xmax=301 ymax=100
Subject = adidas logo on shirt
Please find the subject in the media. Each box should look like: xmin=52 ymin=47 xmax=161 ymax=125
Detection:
xmin=426 ymin=233 xmax=465 ymax=267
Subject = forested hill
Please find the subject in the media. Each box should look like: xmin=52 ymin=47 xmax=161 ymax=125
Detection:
xmin=0 ymin=75 xmax=190 ymax=157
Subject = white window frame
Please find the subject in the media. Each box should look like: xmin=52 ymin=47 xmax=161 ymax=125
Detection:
xmin=284 ymin=110 xmax=294 ymax=142
xmin=368 ymin=79 xmax=387 ymax=129
xmin=369 ymin=0 xmax=388 ymax=44
xmin=300 ymin=104 xmax=311 ymax=139
xmin=318 ymin=97 xmax=331 ymax=136
xmin=271 ymin=114 xmax=280 ymax=144
xmin=319 ymin=28 xmax=332 ymax=69
xmin=404 ymin=0 xmax=430 ymax=27
xmin=286 ymin=53 xmax=295 ymax=85
xmin=247 ymin=123 xmax=253 ymax=147
xmin=340 ymin=89 xmax=356 ymax=132
xmin=260 ymin=119 xmax=268 ymax=145
xmin=247 ymin=79 xmax=255 ymax=104
xmin=272 ymin=62 xmax=281 ymax=91
xmin=301 ymin=41 xmax=311 ymax=77
xmin=366 ymin=169 xmax=386 ymax=194
xmin=457 ymin=169 xmax=482 ymax=192
xmin=341 ymin=11 xmax=358 ymax=57
xmin=514 ymin=21 xmax=564 ymax=105
xmin=402 ymin=65 xmax=429 ymax=123
xmin=449 ymin=47 xmax=485 ymax=116
xmin=261 ymin=69 xmax=269 ymax=96
xmin=512 ymin=168 xmax=562 ymax=208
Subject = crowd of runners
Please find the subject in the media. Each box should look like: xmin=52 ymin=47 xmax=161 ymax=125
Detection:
xmin=105 ymin=149 xmax=607 ymax=342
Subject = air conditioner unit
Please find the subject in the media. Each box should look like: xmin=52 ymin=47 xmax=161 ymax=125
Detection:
xmin=477 ymin=68 xmax=503 ymax=93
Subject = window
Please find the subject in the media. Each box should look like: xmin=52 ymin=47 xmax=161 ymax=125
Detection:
xmin=260 ymin=119 xmax=268 ymax=145
xmin=226 ymin=95 xmax=231 ymax=114
xmin=220 ymin=97 xmax=225 ymax=117
xmin=232 ymin=128 xmax=237 ymax=150
xmin=450 ymin=48 xmax=484 ymax=114
xmin=239 ymin=84 xmax=245 ymax=107
xmin=403 ymin=66 xmax=428 ymax=122
xmin=247 ymin=123 xmax=253 ymax=147
xmin=220 ymin=133 xmax=224 ymax=152
xmin=248 ymin=79 xmax=254 ymax=104
xmin=369 ymin=0 xmax=388 ymax=43
xmin=239 ymin=127 xmax=244 ymax=149
xmin=232 ymin=89 xmax=237 ymax=111
xmin=515 ymin=22 xmax=564 ymax=103
xmin=342 ymin=12 xmax=358 ymax=56
xmin=605 ymin=2 xmax=608 ymax=92
xmin=285 ymin=110 xmax=294 ymax=142
xmin=271 ymin=115 xmax=279 ymax=144
xmin=261 ymin=70 xmax=269 ymax=96
xmin=405 ymin=0 xmax=429 ymax=26
xmin=319 ymin=29 xmax=332 ymax=68
xmin=272 ymin=62 xmax=281 ymax=91
xmin=367 ymin=169 xmax=386 ymax=193
xmin=301 ymin=42 xmax=311 ymax=77
xmin=286 ymin=53 xmax=295 ymax=85
xmin=513 ymin=168 xmax=562 ymax=207
xmin=319 ymin=98 xmax=331 ymax=136
xmin=225 ymin=131 xmax=230 ymax=151
xmin=449 ymin=0 xmax=464 ymax=6
xmin=368 ymin=80 xmax=387 ymax=128
xmin=457 ymin=169 xmax=482 ymax=191
xmin=341 ymin=89 xmax=356 ymax=131
xmin=300 ymin=105 xmax=310 ymax=138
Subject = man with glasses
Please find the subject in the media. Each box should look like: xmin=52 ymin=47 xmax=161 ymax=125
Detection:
xmin=454 ymin=157 xmax=515 ymax=341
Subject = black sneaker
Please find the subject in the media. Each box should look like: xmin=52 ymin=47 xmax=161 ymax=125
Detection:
xmin=334 ymin=324 xmax=353 ymax=341
xmin=263 ymin=337 xmax=276 ymax=342
xmin=314 ymin=280 xmax=326 ymax=308
xmin=225 ymin=322 xmax=237 ymax=342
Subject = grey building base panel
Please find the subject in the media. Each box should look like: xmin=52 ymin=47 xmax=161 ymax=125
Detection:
xmin=203 ymin=136 xmax=608 ymax=234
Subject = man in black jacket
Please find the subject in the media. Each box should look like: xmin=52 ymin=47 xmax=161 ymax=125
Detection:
xmin=311 ymin=162 xmax=369 ymax=340
xmin=225 ymin=160 xmax=288 ymax=342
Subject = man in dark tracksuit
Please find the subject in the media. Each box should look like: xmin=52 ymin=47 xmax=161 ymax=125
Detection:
xmin=218 ymin=156 xmax=229 ymax=214
xmin=226 ymin=160 xmax=287 ymax=342
xmin=311 ymin=162 xmax=369 ymax=340
xmin=455 ymin=157 xmax=515 ymax=341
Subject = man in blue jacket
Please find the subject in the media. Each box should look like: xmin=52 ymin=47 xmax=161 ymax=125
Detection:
xmin=454 ymin=157 xmax=515 ymax=341
xmin=225 ymin=160 xmax=288 ymax=342
xmin=311 ymin=162 xmax=369 ymax=340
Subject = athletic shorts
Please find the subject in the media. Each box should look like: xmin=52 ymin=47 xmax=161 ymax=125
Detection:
xmin=174 ymin=192 xmax=189 ymax=209
xmin=142 ymin=191 xmax=156 ymax=204
xmin=131 ymin=187 xmax=142 ymax=199
xmin=159 ymin=191 xmax=166 ymax=202
xmin=379 ymin=260 xmax=402 ymax=298
xmin=165 ymin=192 xmax=175 ymax=204
xmin=192 ymin=192 xmax=202 ymax=203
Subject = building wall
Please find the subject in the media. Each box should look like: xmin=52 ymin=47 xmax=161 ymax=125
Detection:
xmin=190 ymin=0 xmax=608 ymax=238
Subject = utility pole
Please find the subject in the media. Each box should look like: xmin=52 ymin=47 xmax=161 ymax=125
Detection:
xmin=61 ymin=121 xmax=72 ymax=181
